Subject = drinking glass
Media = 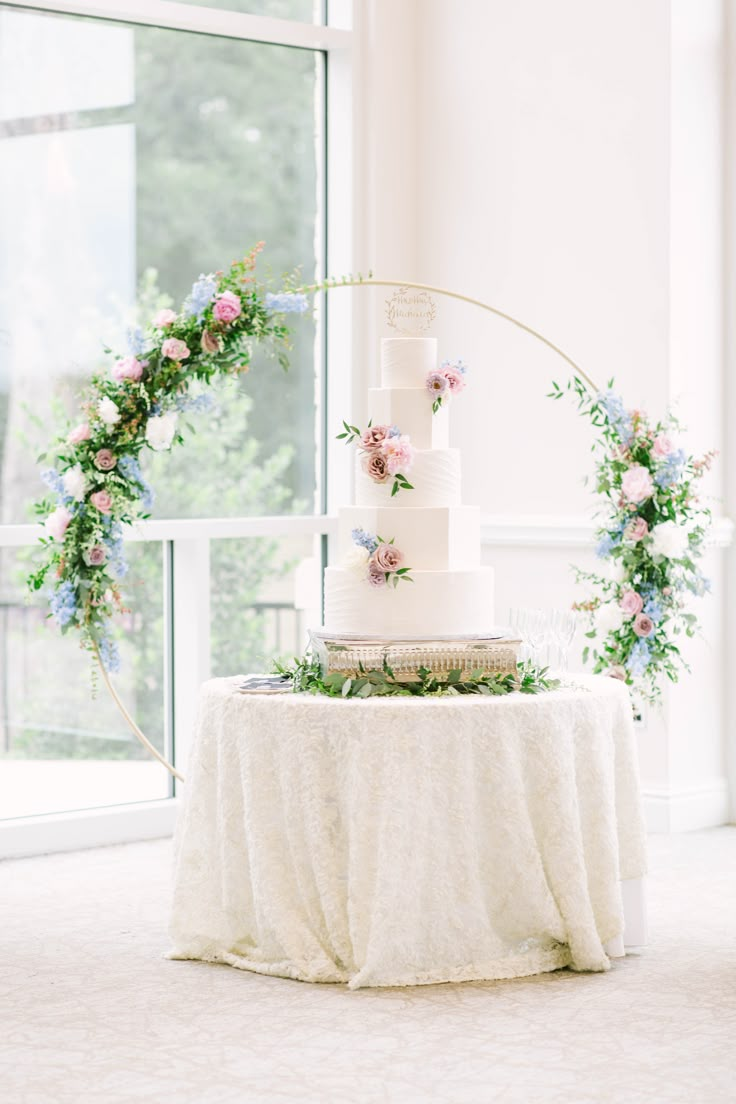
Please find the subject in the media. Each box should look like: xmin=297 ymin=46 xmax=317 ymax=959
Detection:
xmin=552 ymin=610 xmax=577 ymax=674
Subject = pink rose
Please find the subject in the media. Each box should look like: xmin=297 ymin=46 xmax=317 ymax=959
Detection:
xmin=373 ymin=543 xmax=404 ymax=572
xmin=368 ymin=561 xmax=387 ymax=588
xmin=161 ymin=338 xmax=190 ymax=361
xmin=153 ymin=309 xmax=177 ymax=328
xmin=652 ymin=434 xmax=673 ymax=457
xmin=45 ymin=506 xmax=73 ymax=541
xmin=67 ymin=422 xmax=91 ymax=444
xmin=84 ymin=545 xmax=107 ymax=567
xmin=633 ymin=613 xmax=655 ymax=638
xmin=90 ymin=490 xmax=113 ymax=514
xmin=624 ymin=516 xmax=649 ymax=542
xmin=381 ymin=434 xmax=415 ymax=476
xmin=112 ymin=356 xmax=144 ymax=382
xmin=442 ymin=366 xmax=466 ymax=393
xmin=362 ymin=450 xmax=389 ymax=483
xmin=621 ymin=464 xmax=654 ymax=503
xmin=619 ymin=590 xmax=644 ymax=617
xmin=360 ymin=424 xmax=391 ymax=450
xmin=94 ymin=449 xmax=117 ymax=472
xmin=212 ymin=290 xmax=242 ymax=323
xmin=201 ymin=330 xmax=221 ymax=355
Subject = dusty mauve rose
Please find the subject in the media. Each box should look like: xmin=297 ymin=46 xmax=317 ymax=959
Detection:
xmin=212 ymin=290 xmax=242 ymax=323
xmin=362 ymin=450 xmax=389 ymax=483
xmin=624 ymin=516 xmax=649 ymax=542
xmin=94 ymin=449 xmax=117 ymax=472
xmin=608 ymin=665 xmax=627 ymax=681
xmin=373 ymin=543 xmax=403 ymax=572
xmin=619 ymin=589 xmax=644 ymax=617
xmin=621 ymin=464 xmax=654 ymax=503
xmin=112 ymin=356 xmax=144 ymax=382
xmin=360 ymin=424 xmax=391 ymax=450
xmin=84 ymin=546 xmax=107 ymax=566
xmin=652 ymin=434 xmax=674 ymax=457
xmin=90 ymin=490 xmax=113 ymax=514
xmin=161 ymin=337 xmax=190 ymax=361
xmin=68 ymin=422 xmax=91 ymax=444
xmin=633 ymin=613 xmax=655 ymax=638
xmin=200 ymin=329 xmax=221 ymax=355
xmin=368 ymin=562 xmax=387 ymax=588
xmin=153 ymin=309 xmax=177 ymax=328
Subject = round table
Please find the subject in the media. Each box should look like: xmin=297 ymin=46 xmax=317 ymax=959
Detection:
xmin=168 ymin=675 xmax=647 ymax=989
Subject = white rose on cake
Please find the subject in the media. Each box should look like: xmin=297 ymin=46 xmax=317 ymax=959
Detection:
xmin=594 ymin=602 xmax=626 ymax=635
xmin=343 ymin=545 xmax=370 ymax=579
xmin=649 ymin=520 xmax=689 ymax=561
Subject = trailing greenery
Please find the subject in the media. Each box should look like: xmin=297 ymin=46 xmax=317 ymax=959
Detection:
xmin=274 ymin=654 xmax=560 ymax=699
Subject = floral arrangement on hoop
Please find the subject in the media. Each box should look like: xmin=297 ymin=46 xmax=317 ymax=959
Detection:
xmin=425 ymin=358 xmax=468 ymax=413
xmin=337 ymin=421 xmax=416 ymax=497
xmin=550 ymin=376 xmax=715 ymax=702
xmin=345 ymin=528 xmax=413 ymax=588
xmin=28 ymin=243 xmax=308 ymax=672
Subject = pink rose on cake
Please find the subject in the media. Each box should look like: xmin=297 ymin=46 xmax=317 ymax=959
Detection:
xmin=361 ymin=450 xmax=390 ymax=483
xmin=381 ymin=434 xmax=415 ymax=476
xmin=373 ymin=543 xmax=404 ymax=572
xmin=360 ymin=424 xmax=391 ymax=450
xmin=440 ymin=360 xmax=467 ymax=393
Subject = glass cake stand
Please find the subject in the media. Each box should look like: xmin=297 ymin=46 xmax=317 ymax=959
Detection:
xmin=309 ymin=630 xmax=522 ymax=681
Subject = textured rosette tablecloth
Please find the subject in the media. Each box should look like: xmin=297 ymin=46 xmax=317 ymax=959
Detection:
xmin=168 ymin=675 xmax=647 ymax=988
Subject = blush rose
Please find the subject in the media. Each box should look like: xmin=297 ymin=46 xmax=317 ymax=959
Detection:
xmin=112 ymin=356 xmax=144 ymax=382
xmin=624 ymin=516 xmax=649 ymax=542
xmin=90 ymin=490 xmax=113 ymax=514
xmin=212 ymin=290 xmax=242 ymax=323
xmin=67 ymin=423 xmax=91 ymax=444
xmin=161 ymin=338 xmax=190 ymax=361
xmin=45 ymin=506 xmax=73 ymax=541
xmin=619 ymin=590 xmax=644 ymax=617
xmin=621 ymin=464 xmax=654 ymax=503
xmin=153 ymin=309 xmax=177 ymax=328
xmin=373 ymin=543 xmax=404 ymax=572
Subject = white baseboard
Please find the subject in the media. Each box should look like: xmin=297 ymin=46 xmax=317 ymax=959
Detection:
xmin=642 ymin=779 xmax=731 ymax=833
xmin=0 ymin=798 xmax=178 ymax=860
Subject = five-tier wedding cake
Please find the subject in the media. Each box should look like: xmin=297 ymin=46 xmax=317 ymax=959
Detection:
xmin=320 ymin=336 xmax=498 ymax=655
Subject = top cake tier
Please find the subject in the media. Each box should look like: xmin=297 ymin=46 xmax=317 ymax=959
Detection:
xmin=381 ymin=337 xmax=438 ymax=388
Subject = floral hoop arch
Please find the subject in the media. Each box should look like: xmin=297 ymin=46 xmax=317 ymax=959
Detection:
xmin=31 ymin=265 xmax=713 ymax=781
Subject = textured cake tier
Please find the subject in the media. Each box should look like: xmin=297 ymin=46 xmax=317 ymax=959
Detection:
xmin=324 ymin=566 xmax=495 ymax=636
xmin=355 ymin=449 xmax=461 ymax=508
xmin=338 ymin=505 xmax=480 ymax=570
xmin=368 ymin=386 xmax=448 ymax=450
xmin=381 ymin=337 xmax=438 ymax=388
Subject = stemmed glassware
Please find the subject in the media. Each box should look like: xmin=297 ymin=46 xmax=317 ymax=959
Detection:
xmin=507 ymin=608 xmax=578 ymax=673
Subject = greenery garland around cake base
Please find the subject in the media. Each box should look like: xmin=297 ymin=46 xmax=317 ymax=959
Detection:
xmin=273 ymin=655 xmax=560 ymax=698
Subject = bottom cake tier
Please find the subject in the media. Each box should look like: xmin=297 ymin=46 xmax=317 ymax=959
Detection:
xmin=323 ymin=565 xmax=495 ymax=637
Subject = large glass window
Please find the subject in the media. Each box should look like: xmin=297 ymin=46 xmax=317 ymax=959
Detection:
xmin=0 ymin=2 xmax=330 ymax=827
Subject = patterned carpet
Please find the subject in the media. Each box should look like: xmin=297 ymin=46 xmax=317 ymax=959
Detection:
xmin=2 ymin=828 xmax=735 ymax=1104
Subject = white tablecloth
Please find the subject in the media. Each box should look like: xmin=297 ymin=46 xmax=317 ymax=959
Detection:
xmin=168 ymin=675 xmax=647 ymax=988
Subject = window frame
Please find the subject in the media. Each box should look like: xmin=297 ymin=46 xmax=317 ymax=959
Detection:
xmin=0 ymin=0 xmax=357 ymax=856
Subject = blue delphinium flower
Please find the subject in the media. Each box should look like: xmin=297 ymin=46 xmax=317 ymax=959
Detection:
xmin=654 ymin=448 xmax=687 ymax=488
xmin=126 ymin=326 xmax=146 ymax=356
xmin=685 ymin=573 xmax=711 ymax=597
xmin=352 ymin=527 xmax=378 ymax=554
xmin=102 ymin=520 xmax=128 ymax=579
xmin=643 ymin=598 xmax=663 ymax=623
xmin=442 ymin=358 xmax=469 ymax=375
xmin=388 ymin=425 xmax=401 ymax=438
xmin=626 ymin=638 xmax=652 ymax=677
xmin=174 ymin=392 xmax=216 ymax=415
xmin=98 ymin=633 xmax=121 ymax=674
xmin=597 ymin=389 xmax=633 ymax=443
xmin=264 ymin=292 xmax=309 ymax=314
xmin=118 ymin=455 xmax=155 ymax=511
xmin=49 ymin=581 xmax=77 ymax=627
xmin=41 ymin=468 xmax=73 ymax=506
xmin=185 ymin=274 xmax=217 ymax=320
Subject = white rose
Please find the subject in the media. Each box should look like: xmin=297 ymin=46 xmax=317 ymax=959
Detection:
xmin=594 ymin=602 xmax=626 ymax=635
xmin=145 ymin=411 xmax=178 ymax=452
xmin=98 ymin=397 xmax=121 ymax=426
xmin=649 ymin=520 xmax=689 ymax=561
xmin=62 ymin=464 xmax=86 ymax=501
xmin=343 ymin=545 xmax=370 ymax=579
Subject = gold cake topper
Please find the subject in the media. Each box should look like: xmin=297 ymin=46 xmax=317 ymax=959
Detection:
xmin=385 ymin=286 xmax=437 ymax=335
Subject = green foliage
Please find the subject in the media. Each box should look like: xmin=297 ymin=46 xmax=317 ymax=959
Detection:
xmin=274 ymin=654 xmax=561 ymax=699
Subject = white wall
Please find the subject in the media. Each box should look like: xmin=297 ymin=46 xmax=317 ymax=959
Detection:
xmin=358 ymin=0 xmax=733 ymax=828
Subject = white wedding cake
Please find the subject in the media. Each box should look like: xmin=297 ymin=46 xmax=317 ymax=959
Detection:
xmin=323 ymin=337 xmax=495 ymax=637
